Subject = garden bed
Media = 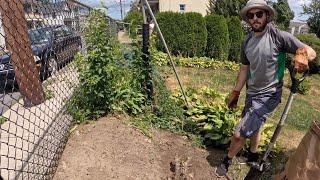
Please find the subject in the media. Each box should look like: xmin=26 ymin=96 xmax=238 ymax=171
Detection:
xmin=54 ymin=116 xmax=229 ymax=180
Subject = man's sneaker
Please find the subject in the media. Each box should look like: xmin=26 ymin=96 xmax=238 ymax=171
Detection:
xmin=215 ymin=156 xmax=232 ymax=177
xmin=246 ymin=151 xmax=259 ymax=164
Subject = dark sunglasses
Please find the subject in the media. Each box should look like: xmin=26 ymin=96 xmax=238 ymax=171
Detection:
xmin=246 ymin=11 xmax=265 ymax=19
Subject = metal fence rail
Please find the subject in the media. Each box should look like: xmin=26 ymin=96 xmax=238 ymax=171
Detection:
xmin=0 ymin=0 xmax=92 ymax=179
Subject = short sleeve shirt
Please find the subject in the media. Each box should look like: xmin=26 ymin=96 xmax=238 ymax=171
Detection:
xmin=241 ymin=23 xmax=305 ymax=95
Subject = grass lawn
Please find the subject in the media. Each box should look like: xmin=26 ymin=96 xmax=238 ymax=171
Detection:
xmin=159 ymin=66 xmax=320 ymax=151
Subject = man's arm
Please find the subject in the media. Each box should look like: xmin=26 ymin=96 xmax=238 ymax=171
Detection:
xmin=227 ymin=64 xmax=248 ymax=109
xmin=277 ymin=30 xmax=317 ymax=72
xmin=233 ymin=64 xmax=249 ymax=92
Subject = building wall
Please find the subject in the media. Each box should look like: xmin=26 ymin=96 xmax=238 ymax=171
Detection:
xmin=159 ymin=0 xmax=209 ymax=16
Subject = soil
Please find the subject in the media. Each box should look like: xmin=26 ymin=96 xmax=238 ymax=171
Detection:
xmin=53 ymin=116 xmax=232 ymax=180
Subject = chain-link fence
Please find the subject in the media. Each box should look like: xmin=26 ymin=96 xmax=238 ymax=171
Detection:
xmin=0 ymin=0 xmax=96 ymax=179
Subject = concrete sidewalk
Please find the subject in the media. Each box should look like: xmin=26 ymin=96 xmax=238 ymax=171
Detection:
xmin=118 ymin=30 xmax=132 ymax=44
xmin=0 ymin=63 xmax=79 ymax=179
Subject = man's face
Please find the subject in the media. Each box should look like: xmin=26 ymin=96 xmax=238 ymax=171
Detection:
xmin=247 ymin=8 xmax=268 ymax=32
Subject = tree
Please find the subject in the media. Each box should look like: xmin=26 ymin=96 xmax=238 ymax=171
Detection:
xmin=207 ymin=0 xmax=246 ymax=17
xmin=205 ymin=15 xmax=230 ymax=60
xmin=155 ymin=12 xmax=207 ymax=57
xmin=228 ymin=16 xmax=244 ymax=62
xmin=303 ymin=0 xmax=320 ymax=38
xmin=185 ymin=13 xmax=207 ymax=57
xmin=271 ymin=0 xmax=294 ymax=30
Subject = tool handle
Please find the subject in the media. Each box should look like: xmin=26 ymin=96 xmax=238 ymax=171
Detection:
xmin=288 ymin=64 xmax=309 ymax=93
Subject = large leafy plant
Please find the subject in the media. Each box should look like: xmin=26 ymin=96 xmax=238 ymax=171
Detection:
xmin=171 ymin=87 xmax=280 ymax=153
xmin=68 ymin=10 xmax=146 ymax=123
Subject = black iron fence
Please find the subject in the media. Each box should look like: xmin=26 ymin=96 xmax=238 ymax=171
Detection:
xmin=0 ymin=0 xmax=99 ymax=179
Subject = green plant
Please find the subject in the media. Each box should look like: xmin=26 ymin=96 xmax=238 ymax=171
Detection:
xmin=156 ymin=12 xmax=207 ymax=57
xmin=184 ymin=12 xmax=207 ymax=57
xmin=152 ymin=50 xmax=239 ymax=71
xmin=44 ymin=88 xmax=55 ymax=100
xmin=124 ymin=11 xmax=143 ymax=39
xmin=205 ymin=14 xmax=230 ymax=60
xmin=43 ymin=81 xmax=55 ymax=100
xmin=156 ymin=12 xmax=186 ymax=55
xmin=0 ymin=116 xmax=6 ymax=124
xmin=228 ymin=16 xmax=244 ymax=62
xmin=67 ymin=10 xmax=146 ymax=123
xmin=171 ymin=87 xmax=281 ymax=152
xmin=298 ymin=78 xmax=311 ymax=95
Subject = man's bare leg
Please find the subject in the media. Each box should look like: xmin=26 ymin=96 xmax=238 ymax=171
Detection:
xmin=249 ymin=131 xmax=260 ymax=153
xmin=247 ymin=131 xmax=260 ymax=162
xmin=227 ymin=132 xmax=246 ymax=158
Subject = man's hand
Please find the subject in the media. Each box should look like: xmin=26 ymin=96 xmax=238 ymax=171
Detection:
xmin=294 ymin=48 xmax=309 ymax=73
xmin=227 ymin=90 xmax=240 ymax=109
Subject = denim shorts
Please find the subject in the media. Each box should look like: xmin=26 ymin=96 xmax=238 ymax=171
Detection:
xmin=235 ymin=91 xmax=282 ymax=138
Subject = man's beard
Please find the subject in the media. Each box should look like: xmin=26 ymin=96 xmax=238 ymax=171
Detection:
xmin=251 ymin=22 xmax=267 ymax=32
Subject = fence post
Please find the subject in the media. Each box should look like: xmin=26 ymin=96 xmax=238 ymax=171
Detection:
xmin=0 ymin=0 xmax=45 ymax=105
xmin=141 ymin=5 xmax=153 ymax=100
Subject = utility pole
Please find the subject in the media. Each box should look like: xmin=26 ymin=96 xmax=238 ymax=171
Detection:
xmin=120 ymin=0 xmax=123 ymax=20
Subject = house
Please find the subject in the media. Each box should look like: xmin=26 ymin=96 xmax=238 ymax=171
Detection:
xmin=0 ymin=0 xmax=90 ymax=49
xmin=141 ymin=0 xmax=210 ymax=16
xmin=289 ymin=20 xmax=310 ymax=35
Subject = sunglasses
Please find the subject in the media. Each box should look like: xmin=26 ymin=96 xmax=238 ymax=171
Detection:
xmin=246 ymin=11 xmax=265 ymax=19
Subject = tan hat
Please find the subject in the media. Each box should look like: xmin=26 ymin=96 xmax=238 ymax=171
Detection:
xmin=240 ymin=0 xmax=276 ymax=23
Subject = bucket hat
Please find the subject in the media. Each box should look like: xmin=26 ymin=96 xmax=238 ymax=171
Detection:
xmin=240 ymin=0 xmax=276 ymax=23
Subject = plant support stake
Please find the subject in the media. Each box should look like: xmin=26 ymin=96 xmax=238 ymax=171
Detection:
xmin=141 ymin=4 xmax=153 ymax=100
xmin=142 ymin=0 xmax=190 ymax=108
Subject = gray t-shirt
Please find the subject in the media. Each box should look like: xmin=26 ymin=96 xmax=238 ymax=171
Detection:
xmin=241 ymin=23 xmax=305 ymax=95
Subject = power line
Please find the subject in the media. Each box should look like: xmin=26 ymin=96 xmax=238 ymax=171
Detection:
xmin=120 ymin=0 xmax=123 ymax=20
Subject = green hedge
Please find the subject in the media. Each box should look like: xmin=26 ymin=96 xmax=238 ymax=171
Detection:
xmin=156 ymin=12 xmax=207 ymax=57
xmin=205 ymin=14 xmax=230 ymax=60
xmin=185 ymin=12 xmax=207 ymax=57
xmin=296 ymin=34 xmax=320 ymax=74
xmin=228 ymin=16 xmax=244 ymax=62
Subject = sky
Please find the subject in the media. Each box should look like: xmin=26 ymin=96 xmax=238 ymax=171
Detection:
xmin=287 ymin=0 xmax=311 ymax=21
xmin=79 ymin=0 xmax=134 ymax=20
xmin=80 ymin=0 xmax=311 ymax=21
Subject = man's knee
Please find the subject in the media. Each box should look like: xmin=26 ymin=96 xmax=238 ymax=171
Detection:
xmin=233 ymin=132 xmax=245 ymax=141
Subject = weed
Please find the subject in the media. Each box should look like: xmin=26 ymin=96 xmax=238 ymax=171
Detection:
xmin=0 ymin=116 xmax=6 ymax=124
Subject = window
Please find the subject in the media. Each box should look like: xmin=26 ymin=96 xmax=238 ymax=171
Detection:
xmin=179 ymin=4 xmax=185 ymax=12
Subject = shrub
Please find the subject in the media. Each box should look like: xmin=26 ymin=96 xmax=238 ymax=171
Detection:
xmin=156 ymin=12 xmax=207 ymax=57
xmin=68 ymin=10 xmax=146 ymax=123
xmin=184 ymin=12 xmax=207 ymax=57
xmin=171 ymin=87 xmax=281 ymax=152
xmin=124 ymin=11 xmax=143 ymax=39
xmin=205 ymin=14 xmax=230 ymax=60
xmin=228 ymin=16 xmax=244 ymax=62
xmin=296 ymin=34 xmax=320 ymax=74
xmin=156 ymin=12 xmax=186 ymax=55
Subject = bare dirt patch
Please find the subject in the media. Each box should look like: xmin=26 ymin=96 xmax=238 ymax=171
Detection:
xmin=54 ymin=116 xmax=229 ymax=180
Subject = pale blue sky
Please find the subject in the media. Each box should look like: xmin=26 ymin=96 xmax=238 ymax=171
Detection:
xmin=80 ymin=0 xmax=311 ymax=21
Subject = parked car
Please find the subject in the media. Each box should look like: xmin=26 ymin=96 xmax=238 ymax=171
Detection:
xmin=0 ymin=25 xmax=82 ymax=88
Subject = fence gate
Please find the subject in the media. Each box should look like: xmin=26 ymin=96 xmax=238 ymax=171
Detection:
xmin=0 ymin=0 xmax=90 ymax=179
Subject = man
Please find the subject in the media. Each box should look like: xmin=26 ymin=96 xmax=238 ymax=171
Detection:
xmin=215 ymin=0 xmax=317 ymax=177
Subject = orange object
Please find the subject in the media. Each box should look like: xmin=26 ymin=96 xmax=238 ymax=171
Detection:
xmin=294 ymin=48 xmax=309 ymax=73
